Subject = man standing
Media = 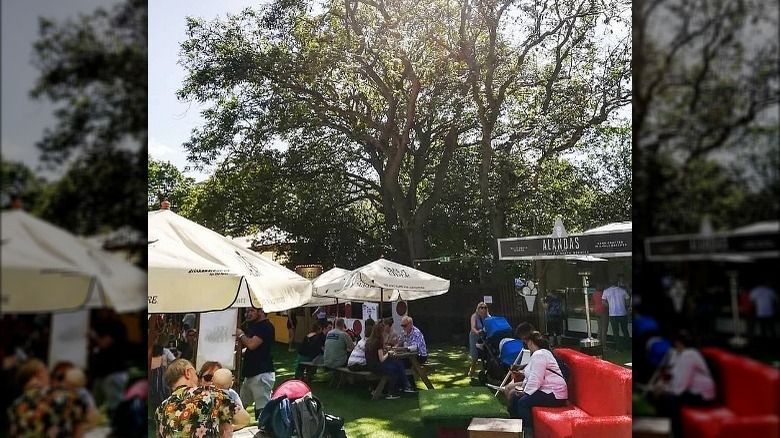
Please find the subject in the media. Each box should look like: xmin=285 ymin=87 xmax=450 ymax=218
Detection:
xmin=323 ymin=318 xmax=355 ymax=368
xmin=749 ymin=281 xmax=778 ymax=339
xmin=602 ymin=275 xmax=631 ymax=352
xmin=155 ymin=359 xmax=249 ymax=437
xmin=591 ymin=285 xmax=608 ymax=347
xmin=235 ymin=307 xmax=275 ymax=420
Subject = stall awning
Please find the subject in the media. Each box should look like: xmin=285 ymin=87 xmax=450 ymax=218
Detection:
xmin=497 ymin=220 xmax=632 ymax=260
xmin=644 ymin=221 xmax=779 ymax=262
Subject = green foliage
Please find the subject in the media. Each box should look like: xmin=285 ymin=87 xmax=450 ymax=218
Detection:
xmin=30 ymin=0 xmax=147 ymax=165
xmin=33 ymin=149 xmax=146 ymax=235
xmin=175 ymin=0 xmax=631 ymax=272
xmin=148 ymin=155 xmax=195 ymax=211
xmin=1 ymin=159 xmax=46 ymax=209
xmin=25 ymin=0 xmax=147 ymax=236
xmin=634 ymin=0 xmax=779 ymax=236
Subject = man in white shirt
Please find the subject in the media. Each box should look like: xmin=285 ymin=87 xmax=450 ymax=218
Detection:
xmin=749 ymin=282 xmax=777 ymax=339
xmin=602 ymin=275 xmax=631 ymax=352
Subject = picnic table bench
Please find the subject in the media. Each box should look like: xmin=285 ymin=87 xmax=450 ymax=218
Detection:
xmin=299 ymin=354 xmax=440 ymax=399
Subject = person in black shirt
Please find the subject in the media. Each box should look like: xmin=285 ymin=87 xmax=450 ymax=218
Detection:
xmin=234 ymin=308 xmax=275 ymax=420
xmin=294 ymin=322 xmax=326 ymax=380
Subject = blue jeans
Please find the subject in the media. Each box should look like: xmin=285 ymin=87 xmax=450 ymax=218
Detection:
xmin=379 ymin=359 xmax=406 ymax=395
xmin=509 ymin=390 xmax=566 ymax=429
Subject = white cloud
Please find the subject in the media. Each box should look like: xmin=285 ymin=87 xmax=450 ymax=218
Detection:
xmin=148 ymin=136 xmax=177 ymax=160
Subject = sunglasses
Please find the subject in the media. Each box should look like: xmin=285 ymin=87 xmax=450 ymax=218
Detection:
xmin=479 ymin=306 xmax=487 ymax=309
xmin=199 ymin=373 xmax=213 ymax=382
xmin=401 ymin=324 xmax=409 ymax=327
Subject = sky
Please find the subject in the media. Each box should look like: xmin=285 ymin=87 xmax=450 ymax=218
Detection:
xmin=149 ymin=0 xmax=265 ymax=182
xmin=1 ymin=0 xmax=115 ymax=181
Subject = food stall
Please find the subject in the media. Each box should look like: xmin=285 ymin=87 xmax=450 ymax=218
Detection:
xmin=644 ymin=220 xmax=779 ymax=346
xmin=498 ymin=220 xmax=632 ymax=345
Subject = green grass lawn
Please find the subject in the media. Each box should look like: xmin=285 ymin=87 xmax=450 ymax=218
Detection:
xmin=148 ymin=338 xmax=631 ymax=437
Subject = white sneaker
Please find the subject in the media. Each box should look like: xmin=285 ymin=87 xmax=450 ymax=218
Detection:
xmin=385 ymin=394 xmax=401 ymax=400
xmin=403 ymin=387 xmax=418 ymax=393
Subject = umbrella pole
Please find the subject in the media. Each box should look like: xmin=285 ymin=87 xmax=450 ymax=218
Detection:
xmin=235 ymin=311 xmax=243 ymax=386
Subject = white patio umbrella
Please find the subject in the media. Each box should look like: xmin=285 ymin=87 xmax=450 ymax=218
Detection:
xmin=148 ymin=205 xmax=312 ymax=313
xmin=1 ymin=208 xmax=146 ymax=314
xmin=305 ymin=266 xmax=351 ymax=315
xmin=312 ymin=267 xmax=351 ymax=296
xmin=332 ymin=259 xmax=450 ymax=316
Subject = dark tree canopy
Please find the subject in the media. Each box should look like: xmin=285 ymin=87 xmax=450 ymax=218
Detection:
xmin=27 ymin=0 xmax=147 ymax=234
xmin=177 ymin=0 xmax=631 ymax=272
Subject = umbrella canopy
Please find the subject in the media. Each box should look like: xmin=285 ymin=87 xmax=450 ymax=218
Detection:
xmin=332 ymin=259 xmax=450 ymax=302
xmin=1 ymin=209 xmax=146 ymax=313
xmin=312 ymin=267 xmax=351 ymax=296
xmin=148 ymin=208 xmax=312 ymax=313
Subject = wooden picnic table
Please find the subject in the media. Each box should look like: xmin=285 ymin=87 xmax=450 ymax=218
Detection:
xmin=389 ymin=349 xmax=435 ymax=390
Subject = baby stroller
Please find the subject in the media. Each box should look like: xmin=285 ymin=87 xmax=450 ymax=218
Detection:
xmin=477 ymin=316 xmax=528 ymax=385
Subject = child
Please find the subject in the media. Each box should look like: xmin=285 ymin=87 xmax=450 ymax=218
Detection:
xmin=212 ymin=368 xmax=243 ymax=409
xmin=62 ymin=367 xmax=103 ymax=426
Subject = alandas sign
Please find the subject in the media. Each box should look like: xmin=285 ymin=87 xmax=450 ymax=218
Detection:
xmin=497 ymin=221 xmax=632 ymax=260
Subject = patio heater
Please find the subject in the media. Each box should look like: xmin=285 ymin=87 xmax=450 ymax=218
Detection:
xmin=727 ymin=270 xmax=748 ymax=348
xmin=578 ymin=270 xmax=600 ymax=349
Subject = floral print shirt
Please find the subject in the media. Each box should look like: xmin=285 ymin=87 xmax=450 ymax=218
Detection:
xmin=155 ymin=385 xmax=238 ymax=438
xmin=8 ymin=387 xmax=88 ymax=438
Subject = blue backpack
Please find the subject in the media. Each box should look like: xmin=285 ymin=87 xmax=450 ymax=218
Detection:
xmin=258 ymin=395 xmax=295 ymax=438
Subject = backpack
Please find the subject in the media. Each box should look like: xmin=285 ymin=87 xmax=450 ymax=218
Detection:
xmin=290 ymin=393 xmax=326 ymax=438
xmin=109 ymin=396 xmax=146 ymax=438
xmin=148 ymin=364 xmax=170 ymax=410
xmin=258 ymin=395 xmax=296 ymax=438
xmin=546 ymin=349 xmax=571 ymax=383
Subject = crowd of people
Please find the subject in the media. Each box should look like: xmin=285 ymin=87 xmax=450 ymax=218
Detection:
xmin=2 ymin=311 xmax=146 ymax=437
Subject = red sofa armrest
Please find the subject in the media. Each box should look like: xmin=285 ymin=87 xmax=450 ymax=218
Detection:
xmin=570 ymin=415 xmax=632 ymax=438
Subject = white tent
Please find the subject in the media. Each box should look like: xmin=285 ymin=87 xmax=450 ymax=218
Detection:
xmin=332 ymin=258 xmax=450 ymax=303
xmin=148 ymin=207 xmax=312 ymax=313
xmin=1 ymin=209 xmax=146 ymax=314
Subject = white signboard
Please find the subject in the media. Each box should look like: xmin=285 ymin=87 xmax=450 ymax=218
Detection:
xmin=49 ymin=310 xmax=89 ymax=369
xmin=362 ymin=302 xmax=378 ymax=322
xmin=484 ymin=295 xmax=493 ymax=304
xmin=197 ymin=309 xmax=238 ymax=370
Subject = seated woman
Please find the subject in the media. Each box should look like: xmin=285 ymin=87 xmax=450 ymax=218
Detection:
xmin=365 ymin=319 xmax=408 ymax=400
xmin=502 ymin=331 xmax=567 ymax=433
xmin=650 ymin=329 xmax=716 ymax=437
xmin=295 ymin=322 xmax=326 ymax=380
xmin=347 ymin=319 xmax=376 ymax=372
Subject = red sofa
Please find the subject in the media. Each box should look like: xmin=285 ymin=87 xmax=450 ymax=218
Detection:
xmin=532 ymin=348 xmax=632 ymax=438
xmin=681 ymin=347 xmax=779 ymax=438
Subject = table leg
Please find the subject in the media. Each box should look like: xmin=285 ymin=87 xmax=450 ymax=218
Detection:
xmin=411 ymin=357 xmax=434 ymax=389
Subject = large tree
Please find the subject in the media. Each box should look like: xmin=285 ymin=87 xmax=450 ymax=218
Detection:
xmin=29 ymin=0 xmax=147 ymax=233
xmin=633 ymin=0 xmax=779 ymax=237
xmin=178 ymin=0 xmax=630 ymax=267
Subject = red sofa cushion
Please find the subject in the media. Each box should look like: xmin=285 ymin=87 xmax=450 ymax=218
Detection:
xmin=554 ymin=348 xmax=632 ymax=416
xmin=702 ymin=347 xmax=780 ymax=416
xmin=682 ymin=407 xmax=779 ymax=438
